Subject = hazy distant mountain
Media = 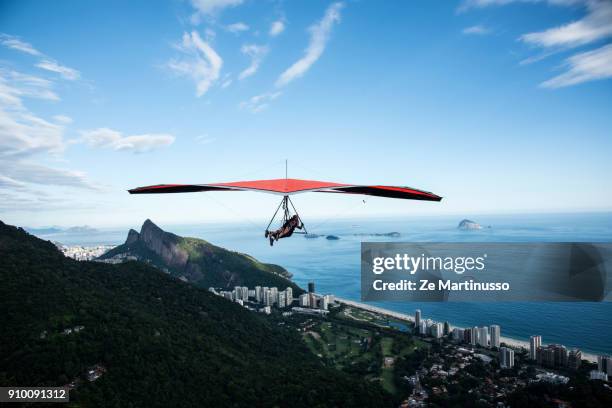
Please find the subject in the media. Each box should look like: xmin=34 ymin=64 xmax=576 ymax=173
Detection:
xmin=25 ymin=225 xmax=98 ymax=235
xmin=24 ymin=226 xmax=63 ymax=235
xmin=0 ymin=220 xmax=389 ymax=407
xmin=99 ymin=219 xmax=301 ymax=292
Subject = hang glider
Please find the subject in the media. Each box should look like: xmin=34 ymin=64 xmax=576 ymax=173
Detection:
xmin=129 ymin=178 xmax=442 ymax=201
xmin=129 ymin=178 xmax=442 ymax=246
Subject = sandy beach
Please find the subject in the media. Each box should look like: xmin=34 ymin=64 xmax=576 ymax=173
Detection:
xmin=336 ymin=297 xmax=598 ymax=363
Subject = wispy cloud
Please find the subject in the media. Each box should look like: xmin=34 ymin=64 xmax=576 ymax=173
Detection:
xmin=239 ymin=44 xmax=268 ymax=80
xmin=459 ymin=0 xmax=612 ymax=88
xmin=167 ymin=31 xmax=223 ymax=97
xmin=270 ymin=20 xmax=286 ymax=37
xmin=520 ymin=0 xmax=612 ymax=48
xmin=53 ymin=115 xmax=73 ymax=124
xmin=35 ymin=59 xmax=81 ymax=80
xmin=81 ymin=128 xmax=175 ymax=153
xmin=1 ymin=34 xmax=81 ymax=81
xmin=275 ymin=2 xmax=344 ymax=87
xmin=190 ymin=0 xmax=244 ymax=24
xmin=0 ymin=70 xmax=65 ymax=159
xmin=458 ymin=0 xmax=581 ymax=13
xmin=0 ymin=34 xmax=42 ymax=56
xmin=541 ymin=43 xmax=612 ymax=87
xmin=226 ymin=22 xmax=249 ymax=34
xmin=240 ymin=91 xmax=281 ymax=113
xmin=195 ymin=134 xmax=216 ymax=144
xmin=0 ymin=161 xmax=97 ymax=190
xmin=0 ymin=70 xmax=60 ymax=103
xmin=462 ymin=25 xmax=492 ymax=35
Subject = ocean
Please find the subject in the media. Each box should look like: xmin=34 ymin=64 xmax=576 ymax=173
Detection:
xmin=34 ymin=212 xmax=612 ymax=355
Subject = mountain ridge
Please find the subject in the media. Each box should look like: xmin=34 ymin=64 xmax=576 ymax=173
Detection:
xmin=99 ymin=219 xmax=302 ymax=293
xmin=0 ymin=219 xmax=392 ymax=407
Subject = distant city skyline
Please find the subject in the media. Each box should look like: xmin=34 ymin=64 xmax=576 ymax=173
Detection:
xmin=1 ymin=0 xmax=611 ymax=227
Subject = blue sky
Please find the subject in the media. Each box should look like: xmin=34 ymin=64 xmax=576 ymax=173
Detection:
xmin=0 ymin=0 xmax=611 ymax=228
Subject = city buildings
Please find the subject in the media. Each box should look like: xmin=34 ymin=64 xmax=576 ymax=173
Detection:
xmin=529 ymin=335 xmax=542 ymax=360
xmin=538 ymin=344 xmax=568 ymax=369
xmin=415 ymin=309 xmax=421 ymax=333
xmin=590 ymin=370 xmax=609 ymax=381
xmin=490 ymin=325 xmax=500 ymax=349
xmin=568 ymin=349 xmax=582 ymax=370
xmin=477 ymin=326 xmax=489 ymax=348
xmin=499 ymin=347 xmax=515 ymax=369
xmin=598 ymin=355 xmax=612 ymax=375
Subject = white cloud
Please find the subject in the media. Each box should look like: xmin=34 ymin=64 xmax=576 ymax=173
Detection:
xmin=239 ymin=44 xmax=268 ymax=80
xmin=240 ymin=91 xmax=282 ymax=113
xmin=167 ymin=31 xmax=223 ymax=97
xmin=541 ymin=43 xmax=612 ymax=87
xmin=0 ymin=34 xmax=42 ymax=56
xmin=226 ymin=22 xmax=249 ymax=34
xmin=220 ymin=73 xmax=232 ymax=88
xmin=81 ymin=128 xmax=175 ymax=153
xmin=521 ymin=0 xmax=612 ymax=48
xmin=458 ymin=0 xmax=581 ymax=12
xmin=195 ymin=134 xmax=216 ymax=144
xmin=462 ymin=25 xmax=492 ymax=35
xmin=36 ymin=59 xmax=80 ymax=80
xmin=270 ymin=20 xmax=286 ymax=37
xmin=0 ymin=70 xmax=60 ymax=103
xmin=0 ymin=71 xmax=66 ymax=159
xmin=0 ymin=161 xmax=97 ymax=190
xmin=0 ymin=64 xmax=95 ymax=193
xmin=276 ymin=2 xmax=344 ymax=87
xmin=53 ymin=115 xmax=73 ymax=124
xmin=190 ymin=0 xmax=244 ymax=23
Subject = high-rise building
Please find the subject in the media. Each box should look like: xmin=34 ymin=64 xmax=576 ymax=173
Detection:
xmin=270 ymin=287 xmax=278 ymax=305
xmin=299 ymin=293 xmax=310 ymax=307
xmin=452 ymin=327 xmax=464 ymax=341
xmin=431 ymin=323 xmax=443 ymax=338
xmin=308 ymin=282 xmax=315 ymax=293
xmin=463 ymin=327 xmax=472 ymax=344
xmin=471 ymin=327 xmax=478 ymax=345
xmin=568 ymin=349 xmax=582 ymax=370
xmin=538 ymin=344 xmax=568 ymax=368
xmin=530 ymin=335 xmax=542 ymax=360
xmin=255 ymin=286 xmax=262 ymax=302
xmin=308 ymin=293 xmax=316 ymax=309
xmin=285 ymin=287 xmax=293 ymax=306
xmin=490 ymin=325 xmax=500 ymax=349
xmin=263 ymin=289 xmax=273 ymax=306
xmin=320 ymin=296 xmax=329 ymax=310
xmin=278 ymin=291 xmax=286 ymax=308
xmin=598 ymin=355 xmax=612 ymax=375
xmin=590 ymin=370 xmax=608 ymax=381
xmin=443 ymin=321 xmax=450 ymax=336
xmin=415 ymin=309 xmax=421 ymax=333
xmin=477 ymin=326 xmax=489 ymax=347
xmin=499 ymin=347 xmax=515 ymax=369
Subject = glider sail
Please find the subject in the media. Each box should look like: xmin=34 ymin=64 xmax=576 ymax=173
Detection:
xmin=128 ymin=178 xmax=442 ymax=201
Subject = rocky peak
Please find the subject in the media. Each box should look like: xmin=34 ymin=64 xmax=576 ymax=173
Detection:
xmin=125 ymin=229 xmax=140 ymax=245
xmin=136 ymin=219 xmax=187 ymax=268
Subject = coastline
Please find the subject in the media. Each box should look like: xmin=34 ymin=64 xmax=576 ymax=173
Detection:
xmin=336 ymin=297 xmax=598 ymax=363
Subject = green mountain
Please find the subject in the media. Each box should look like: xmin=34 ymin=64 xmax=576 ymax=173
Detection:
xmin=0 ymin=220 xmax=393 ymax=407
xmin=99 ymin=219 xmax=301 ymax=293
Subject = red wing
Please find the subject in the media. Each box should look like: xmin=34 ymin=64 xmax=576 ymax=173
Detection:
xmin=129 ymin=178 xmax=441 ymax=201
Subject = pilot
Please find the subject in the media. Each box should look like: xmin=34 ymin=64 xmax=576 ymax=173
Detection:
xmin=265 ymin=215 xmax=303 ymax=246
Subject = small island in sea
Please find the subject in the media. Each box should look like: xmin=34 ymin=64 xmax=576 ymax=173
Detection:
xmin=458 ymin=219 xmax=483 ymax=230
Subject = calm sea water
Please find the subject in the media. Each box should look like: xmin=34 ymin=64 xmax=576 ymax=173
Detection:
xmin=37 ymin=213 xmax=612 ymax=355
